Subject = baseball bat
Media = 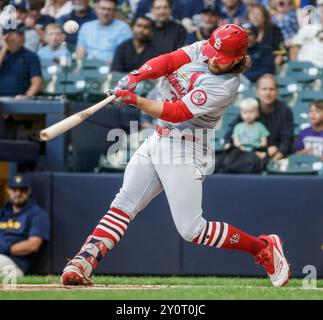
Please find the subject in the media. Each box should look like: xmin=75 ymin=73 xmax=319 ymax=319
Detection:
xmin=39 ymin=95 xmax=116 ymax=141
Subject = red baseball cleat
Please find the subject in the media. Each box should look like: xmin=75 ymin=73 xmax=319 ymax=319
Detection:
xmin=61 ymin=259 xmax=93 ymax=286
xmin=256 ymin=234 xmax=291 ymax=287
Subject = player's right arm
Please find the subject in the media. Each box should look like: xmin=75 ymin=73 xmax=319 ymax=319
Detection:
xmin=116 ymin=47 xmax=193 ymax=91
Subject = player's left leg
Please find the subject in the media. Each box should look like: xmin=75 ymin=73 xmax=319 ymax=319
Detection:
xmin=61 ymin=136 xmax=164 ymax=285
xmin=154 ymin=138 xmax=290 ymax=287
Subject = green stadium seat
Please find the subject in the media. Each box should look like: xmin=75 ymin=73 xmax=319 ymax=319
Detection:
xmin=95 ymin=154 xmax=127 ymax=173
xmin=240 ymin=89 xmax=257 ymax=99
xmin=221 ymin=113 xmax=237 ymax=129
xmin=276 ymin=76 xmax=299 ymax=93
xmin=286 ymin=61 xmax=317 ymax=73
xmin=285 ymin=61 xmax=319 ymax=91
xmin=296 ymin=91 xmax=323 ymax=104
xmin=81 ymin=59 xmax=107 ymax=69
xmin=292 ymin=103 xmax=309 ymax=114
xmin=41 ymin=63 xmax=62 ymax=82
xmin=266 ymin=154 xmax=322 ymax=175
xmin=224 ymin=105 xmax=240 ymax=115
xmin=293 ymin=111 xmax=309 ymax=135
xmin=47 ymin=73 xmax=86 ymax=98
xmin=287 ymin=71 xmax=317 ymax=86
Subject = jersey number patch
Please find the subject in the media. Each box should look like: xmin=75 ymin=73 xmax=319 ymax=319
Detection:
xmin=190 ymin=90 xmax=207 ymax=106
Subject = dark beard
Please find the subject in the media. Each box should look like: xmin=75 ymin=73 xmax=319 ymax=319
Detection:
xmin=14 ymin=200 xmax=28 ymax=209
xmin=136 ymin=37 xmax=152 ymax=44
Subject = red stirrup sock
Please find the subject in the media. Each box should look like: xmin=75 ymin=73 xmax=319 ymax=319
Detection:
xmin=74 ymin=207 xmax=131 ymax=275
xmin=192 ymin=221 xmax=266 ymax=256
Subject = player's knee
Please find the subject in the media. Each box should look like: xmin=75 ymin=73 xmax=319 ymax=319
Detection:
xmin=177 ymin=225 xmax=199 ymax=243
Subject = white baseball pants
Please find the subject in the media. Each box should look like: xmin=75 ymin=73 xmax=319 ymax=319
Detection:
xmin=111 ymin=132 xmax=215 ymax=242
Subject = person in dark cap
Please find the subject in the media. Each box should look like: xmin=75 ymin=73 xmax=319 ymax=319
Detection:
xmin=187 ymin=5 xmax=221 ymax=44
xmin=242 ymin=22 xmax=275 ymax=82
xmin=0 ymin=24 xmax=43 ymax=97
xmin=0 ymin=175 xmax=50 ymax=276
xmin=8 ymin=0 xmax=30 ymax=24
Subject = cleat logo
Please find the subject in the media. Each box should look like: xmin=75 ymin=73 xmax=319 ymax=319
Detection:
xmin=275 ymin=260 xmax=284 ymax=274
xmin=230 ymin=233 xmax=240 ymax=245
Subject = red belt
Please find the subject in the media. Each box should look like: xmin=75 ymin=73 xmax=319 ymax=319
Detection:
xmin=155 ymin=125 xmax=199 ymax=142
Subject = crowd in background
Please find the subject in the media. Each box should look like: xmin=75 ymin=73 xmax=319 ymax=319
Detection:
xmin=1 ymin=0 xmax=323 ymax=95
xmin=0 ymin=0 xmax=322 ymax=165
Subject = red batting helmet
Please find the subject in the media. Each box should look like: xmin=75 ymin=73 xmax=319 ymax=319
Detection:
xmin=202 ymin=24 xmax=248 ymax=64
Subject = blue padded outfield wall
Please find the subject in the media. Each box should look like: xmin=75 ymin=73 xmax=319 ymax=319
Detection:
xmin=28 ymin=173 xmax=323 ymax=277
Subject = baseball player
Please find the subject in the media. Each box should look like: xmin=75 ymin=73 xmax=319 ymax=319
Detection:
xmin=61 ymin=24 xmax=290 ymax=287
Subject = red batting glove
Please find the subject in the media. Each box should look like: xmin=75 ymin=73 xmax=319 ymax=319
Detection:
xmin=115 ymin=89 xmax=138 ymax=105
xmin=116 ymin=71 xmax=140 ymax=92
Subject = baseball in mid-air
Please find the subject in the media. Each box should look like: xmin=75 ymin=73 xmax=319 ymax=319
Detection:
xmin=63 ymin=20 xmax=79 ymax=34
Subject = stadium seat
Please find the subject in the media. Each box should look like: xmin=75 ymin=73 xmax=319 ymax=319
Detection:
xmin=224 ymin=105 xmax=240 ymax=115
xmin=296 ymin=91 xmax=323 ymax=104
xmin=293 ymin=111 xmax=309 ymax=135
xmin=48 ymin=73 xmax=86 ymax=98
xmin=287 ymin=71 xmax=317 ymax=87
xmin=286 ymin=61 xmax=318 ymax=74
xmin=292 ymin=102 xmax=309 ymax=114
xmin=81 ymin=67 xmax=109 ymax=79
xmin=266 ymin=154 xmax=322 ymax=175
xmin=285 ymin=61 xmax=320 ymax=91
xmin=95 ymin=153 xmax=127 ymax=173
xmin=240 ymin=89 xmax=257 ymax=99
xmin=276 ymin=76 xmax=299 ymax=94
xmin=41 ymin=63 xmax=62 ymax=82
xmin=221 ymin=113 xmax=238 ymax=129
xmin=81 ymin=59 xmax=107 ymax=69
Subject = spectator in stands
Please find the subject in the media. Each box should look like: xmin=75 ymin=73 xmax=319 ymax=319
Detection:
xmin=0 ymin=0 xmax=7 ymax=10
xmin=187 ymin=5 xmax=220 ymax=44
xmin=247 ymin=4 xmax=284 ymax=66
xmin=23 ymin=0 xmax=56 ymax=45
xmin=181 ymin=0 xmax=205 ymax=20
xmin=8 ymin=0 xmax=28 ymax=22
xmin=58 ymin=0 xmax=97 ymax=48
xmin=232 ymin=98 xmax=269 ymax=159
xmin=224 ymin=74 xmax=294 ymax=160
xmin=295 ymin=100 xmax=323 ymax=159
xmin=41 ymin=0 xmax=73 ymax=19
xmin=271 ymin=0 xmax=298 ymax=48
xmin=7 ymin=0 xmax=40 ymax=52
xmin=149 ymin=0 xmax=187 ymax=54
xmin=0 ymin=24 xmax=43 ymax=97
xmin=135 ymin=0 xmax=182 ymax=20
xmin=38 ymin=23 xmax=71 ymax=62
xmin=242 ymin=22 xmax=275 ymax=82
xmin=219 ymin=0 xmax=247 ymax=25
xmin=0 ymin=175 xmax=50 ymax=277
xmin=290 ymin=0 xmax=323 ymax=68
xmin=76 ymin=0 xmax=132 ymax=63
xmin=111 ymin=16 xmax=159 ymax=72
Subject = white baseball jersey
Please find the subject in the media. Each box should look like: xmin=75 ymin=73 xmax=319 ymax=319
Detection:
xmin=157 ymin=40 xmax=241 ymax=130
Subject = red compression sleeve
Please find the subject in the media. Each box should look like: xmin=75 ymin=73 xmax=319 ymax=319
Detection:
xmin=137 ymin=49 xmax=191 ymax=81
xmin=160 ymin=100 xmax=194 ymax=123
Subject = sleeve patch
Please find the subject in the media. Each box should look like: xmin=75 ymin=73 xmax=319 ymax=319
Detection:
xmin=190 ymin=90 xmax=207 ymax=106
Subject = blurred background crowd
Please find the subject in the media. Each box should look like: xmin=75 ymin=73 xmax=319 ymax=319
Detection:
xmin=0 ymin=0 xmax=322 ymax=175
